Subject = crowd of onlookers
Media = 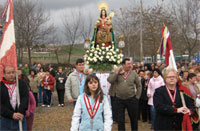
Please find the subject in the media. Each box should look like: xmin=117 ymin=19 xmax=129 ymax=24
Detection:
xmin=131 ymin=61 xmax=200 ymax=130
xmin=17 ymin=63 xmax=74 ymax=108
xmin=1 ymin=59 xmax=200 ymax=131
xmin=22 ymin=60 xmax=200 ymax=130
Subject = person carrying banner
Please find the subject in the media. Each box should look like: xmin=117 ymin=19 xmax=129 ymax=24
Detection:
xmin=156 ymin=25 xmax=199 ymax=130
xmin=153 ymin=68 xmax=198 ymax=130
xmin=70 ymin=74 xmax=113 ymax=131
xmin=0 ymin=66 xmax=29 ymax=130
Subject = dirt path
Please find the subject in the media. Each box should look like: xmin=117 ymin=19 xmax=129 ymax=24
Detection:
xmin=33 ymin=92 xmax=151 ymax=131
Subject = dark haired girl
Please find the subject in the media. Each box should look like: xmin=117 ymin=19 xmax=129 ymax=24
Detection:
xmin=71 ymin=74 xmax=113 ymax=130
xmin=147 ymin=69 xmax=165 ymax=129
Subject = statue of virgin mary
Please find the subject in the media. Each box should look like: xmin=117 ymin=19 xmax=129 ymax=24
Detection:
xmin=91 ymin=2 xmax=117 ymax=49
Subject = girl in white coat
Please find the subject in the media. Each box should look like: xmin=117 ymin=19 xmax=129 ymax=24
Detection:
xmin=71 ymin=74 xmax=113 ymax=131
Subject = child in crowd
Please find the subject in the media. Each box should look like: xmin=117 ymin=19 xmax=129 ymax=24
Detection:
xmin=71 ymin=74 xmax=113 ymax=131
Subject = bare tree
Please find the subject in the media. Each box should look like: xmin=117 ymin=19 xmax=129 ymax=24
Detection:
xmin=48 ymin=33 xmax=61 ymax=64
xmin=14 ymin=0 xmax=55 ymax=65
xmin=80 ymin=12 xmax=93 ymax=39
xmin=113 ymin=7 xmax=140 ymax=58
xmin=114 ymin=3 xmax=181 ymax=62
xmin=171 ymin=0 xmax=200 ymax=61
xmin=142 ymin=5 xmax=176 ymax=62
xmin=62 ymin=9 xmax=82 ymax=64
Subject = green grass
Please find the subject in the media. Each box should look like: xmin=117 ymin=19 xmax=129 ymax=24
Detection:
xmin=23 ymin=44 xmax=86 ymax=64
xmin=59 ymin=44 xmax=85 ymax=55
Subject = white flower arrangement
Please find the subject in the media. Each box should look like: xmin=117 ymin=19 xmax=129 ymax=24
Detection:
xmin=84 ymin=43 xmax=123 ymax=71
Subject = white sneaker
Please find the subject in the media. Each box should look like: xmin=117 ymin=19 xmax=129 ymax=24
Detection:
xmin=41 ymin=104 xmax=46 ymax=107
xmin=58 ymin=104 xmax=61 ymax=106
xmin=47 ymin=105 xmax=51 ymax=108
xmin=61 ymin=104 xmax=64 ymax=107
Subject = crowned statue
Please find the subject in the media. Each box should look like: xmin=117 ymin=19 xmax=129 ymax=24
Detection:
xmin=91 ymin=2 xmax=117 ymax=49
xmin=85 ymin=2 xmax=123 ymax=72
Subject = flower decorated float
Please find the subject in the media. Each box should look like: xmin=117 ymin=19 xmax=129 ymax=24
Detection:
xmin=84 ymin=2 xmax=125 ymax=97
xmin=84 ymin=2 xmax=124 ymax=72
xmin=85 ymin=43 xmax=123 ymax=72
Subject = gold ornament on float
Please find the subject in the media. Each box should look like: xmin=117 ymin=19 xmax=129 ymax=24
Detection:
xmin=98 ymin=2 xmax=109 ymax=11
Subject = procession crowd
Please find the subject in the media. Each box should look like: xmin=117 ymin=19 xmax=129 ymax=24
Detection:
xmin=1 ymin=58 xmax=200 ymax=131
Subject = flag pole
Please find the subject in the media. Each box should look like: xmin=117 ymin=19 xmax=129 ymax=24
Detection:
xmin=180 ymin=91 xmax=186 ymax=107
xmin=16 ymin=71 xmax=23 ymax=131
xmin=168 ymin=50 xmax=177 ymax=71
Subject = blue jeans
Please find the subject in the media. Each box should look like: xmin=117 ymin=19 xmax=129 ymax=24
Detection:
xmin=43 ymin=89 xmax=52 ymax=105
xmin=0 ymin=116 xmax=27 ymax=130
xmin=150 ymin=105 xmax=156 ymax=129
xmin=38 ymin=86 xmax=43 ymax=103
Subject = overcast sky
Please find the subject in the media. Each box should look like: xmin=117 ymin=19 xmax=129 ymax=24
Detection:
xmin=1 ymin=0 xmax=170 ymax=41
xmin=1 ymin=0 xmax=170 ymax=25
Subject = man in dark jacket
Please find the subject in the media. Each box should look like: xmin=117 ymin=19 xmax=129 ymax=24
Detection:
xmin=49 ymin=64 xmax=56 ymax=77
xmin=0 ymin=66 xmax=29 ymax=130
xmin=139 ymin=70 xmax=149 ymax=122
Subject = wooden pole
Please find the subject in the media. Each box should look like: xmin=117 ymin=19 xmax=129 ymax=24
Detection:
xmin=180 ymin=91 xmax=186 ymax=107
xmin=16 ymin=72 xmax=23 ymax=131
xmin=140 ymin=0 xmax=143 ymax=62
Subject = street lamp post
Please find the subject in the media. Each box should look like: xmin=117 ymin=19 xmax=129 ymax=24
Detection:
xmin=84 ymin=37 xmax=90 ymax=51
xmin=118 ymin=35 xmax=125 ymax=54
xmin=140 ymin=0 xmax=143 ymax=62
xmin=185 ymin=50 xmax=189 ymax=66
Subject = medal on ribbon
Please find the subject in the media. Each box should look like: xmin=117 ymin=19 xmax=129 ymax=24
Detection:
xmin=166 ymin=86 xmax=177 ymax=107
xmin=77 ymin=72 xmax=84 ymax=86
xmin=84 ymin=94 xmax=100 ymax=129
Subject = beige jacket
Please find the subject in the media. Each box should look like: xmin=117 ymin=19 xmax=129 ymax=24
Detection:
xmin=28 ymin=75 xmax=40 ymax=93
xmin=37 ymin=72 xmax=46 ymax=82
xmin=107 ymin=70 xmax=142 ymax=100
xmin=65 ymin=72 xmax=86 ymax=101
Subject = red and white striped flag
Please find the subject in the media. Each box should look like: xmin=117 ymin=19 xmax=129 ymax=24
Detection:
xmin=0 ymin=0 xmax=17 ymax=80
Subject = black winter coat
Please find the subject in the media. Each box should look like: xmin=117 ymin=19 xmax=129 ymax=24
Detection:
xmin=140 ymin=78 xmax=148 ymax=101
xmin=0 ymin=79 xmax=29 ymax=119
xmin=153 ymin=86 xmax=196 ymax=130
xmin=55 ymin=72 xmax=66 ymax=90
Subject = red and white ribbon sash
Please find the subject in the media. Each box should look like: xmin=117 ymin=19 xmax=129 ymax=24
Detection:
xmin=166 ymin=86 xmax=177 ymax=105
xmin=122 ymin=71 xmax=130 ymax=80
xmin=84 ymin=95 xmax=100 ymax=119
xmin=77 ymin=72 xmax=84 ymax=84
xmin=5 ymin=83 xmax=16 ymax=97
xmin=5 ymin=83 xmax=17 ymax=109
